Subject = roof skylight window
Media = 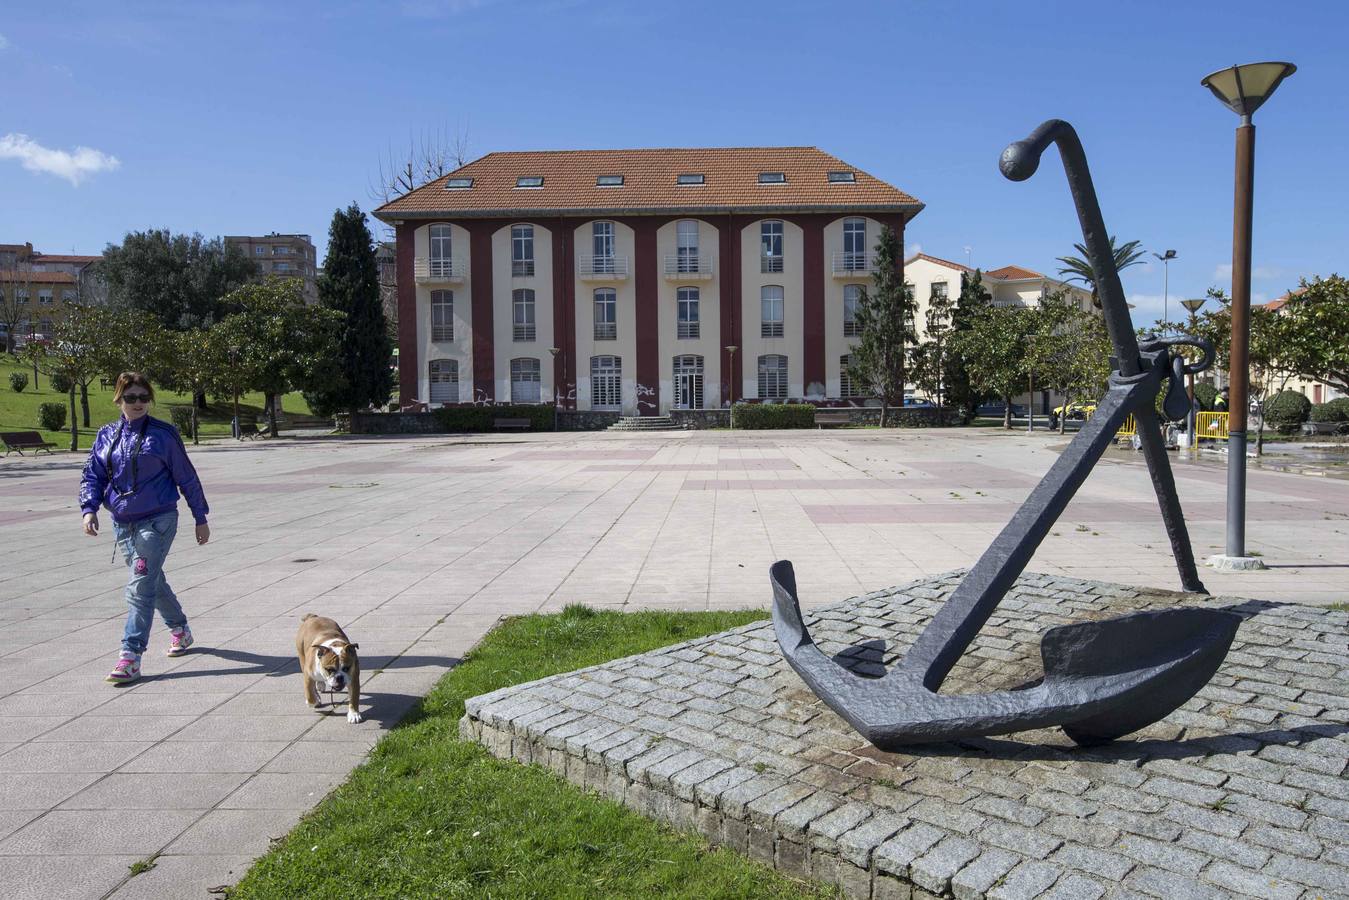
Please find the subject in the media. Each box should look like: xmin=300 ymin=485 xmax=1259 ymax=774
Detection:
xmin=516 ymin=176 xmax=544 ymax=188
xmin=758 ymin=172 xmax=787 ymax=183
xmin=676 ymin=173 xmax=705 ymax=185
xmin=596 ymin=174 xmax=624 ymax=186
xmin=827 ymin=171 xmax=856 ymax=183
xmin=445 ymin=177 xmax=473 ymax=189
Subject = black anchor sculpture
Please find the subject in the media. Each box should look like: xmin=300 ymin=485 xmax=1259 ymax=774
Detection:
xmin=771 ymin=120 xmax=1240 ymax=747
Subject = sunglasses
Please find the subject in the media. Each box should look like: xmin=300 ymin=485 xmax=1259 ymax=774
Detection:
xmin=120 ymin=393 xmax=151 ymax=404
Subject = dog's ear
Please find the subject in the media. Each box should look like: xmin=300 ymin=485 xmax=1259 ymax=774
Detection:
xmin=315 ymin=646 xmax=331 ymax=658
xmin=348 ymin=643 xmax=359 ymax=651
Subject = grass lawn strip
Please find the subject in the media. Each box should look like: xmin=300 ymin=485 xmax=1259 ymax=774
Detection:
xmin=230 ymin=606 xmax=839 ymax=899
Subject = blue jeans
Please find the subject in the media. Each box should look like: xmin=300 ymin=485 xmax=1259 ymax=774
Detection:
xmin=114 ymin=510 xmax=186 ymax=655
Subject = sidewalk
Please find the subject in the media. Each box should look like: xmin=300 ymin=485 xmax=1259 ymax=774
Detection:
xmin=1 ymin=428 xmax=1345 ymax=898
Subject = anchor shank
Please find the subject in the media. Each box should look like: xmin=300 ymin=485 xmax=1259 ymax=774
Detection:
xmin=1133 ymin=404 xmax=1207 ymax=593
xmin=903 ymin=380 xmax=1148 ymax=690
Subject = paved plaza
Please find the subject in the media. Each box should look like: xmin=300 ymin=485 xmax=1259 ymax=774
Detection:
xmin=0 ymin=428 xmax=1346 ymax=898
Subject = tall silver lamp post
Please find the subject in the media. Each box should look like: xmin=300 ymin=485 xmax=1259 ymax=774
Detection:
xmin=547 ymin=347 xmax=561 ymax=432
xmin=1179 ymin=297 xmax=1208 ymax=448
xmin=725 ymin=345 xmax=738 ymax=429
xmin=1200 ymin=60 xmax=1295 ymax=569
xmin=1153 ymin=249 xmax=1177 ymax=331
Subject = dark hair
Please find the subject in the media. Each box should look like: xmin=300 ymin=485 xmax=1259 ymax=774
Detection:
xmin=113 ymin=372 xmax=155 ymax=403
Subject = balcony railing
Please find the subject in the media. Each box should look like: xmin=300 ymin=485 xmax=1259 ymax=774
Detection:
xmin=762 ymin=322 xmax=784 ymax=339
xmin=512 ymin=259 xmax=535 ymax=278
xmin=843 ymin=320 xmax=862 ymax=337
xmin=831 ymin=252 xmax=876 ymax=276
xmin=663 ymin=254 xmax=715 ymax=280
xmin=761 ymin=253 xmax=784 ymax=274
xmin=594 ymin=322 xmax=617 ymax=340
xmin=415 ymin=257 xmax=466 ymax=282
xmin=677 ymin=321 xmax=700 ymax=340
xmin=513 ymin=323 xmax=536 ymax=342
xmin=578 ymin=254 xmax=629 ymax=279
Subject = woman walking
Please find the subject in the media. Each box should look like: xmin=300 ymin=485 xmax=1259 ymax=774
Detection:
xmin=80 ymin=373 xmax=210 ymax=684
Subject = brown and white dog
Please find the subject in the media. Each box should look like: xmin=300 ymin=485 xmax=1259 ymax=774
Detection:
xmin=296 ymin=614 xmax=362 ymax=723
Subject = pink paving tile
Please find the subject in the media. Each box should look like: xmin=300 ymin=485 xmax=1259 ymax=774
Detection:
xmin=282 ymin=460 xmax=410 ymax=476
xmin=584 ymin=459 xmax=799 ymax=472
xmin=498 ymin=450 xmax=655 ymax=461
xmin=394 ymin=465 xmax=507 ymax=474
xmin=682 ymin=478 xmax=880 ymax=491
xmin=899 ymin=460 xmax=1039 ymax=489
xmin=207 ymin=482 xmax=318 ymax=495
xmin=0 ymin=509 xmax=66 ymax=526
xmin=0 ymin=482 xmax=76 ymax=498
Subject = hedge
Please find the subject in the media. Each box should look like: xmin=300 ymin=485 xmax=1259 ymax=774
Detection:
xmin=730 ymin=403 xmax=816 ymax=429
xmin=38 ymin=401 xmax=67 ymax=432
xmin=1192 ymin=383 xmax=1217 ymax=412
xmin=1309 ymin=397 xmax=1349 ymax=423
xmin=51 ymin=372 xmax=74 ymax=393
xmin=431 ymin=404 xmax=555 ymax=433
xmin=9 ymin=371 xmax=28 ymax=393
xmin=168 ymin=405 xmax=196 ymax=438
xmin=1263 ymin=390 xmax=1312 ymax=432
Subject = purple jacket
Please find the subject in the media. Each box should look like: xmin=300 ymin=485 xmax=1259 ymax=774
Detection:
xmin=79 ymin=415 xmax=210 ymax=525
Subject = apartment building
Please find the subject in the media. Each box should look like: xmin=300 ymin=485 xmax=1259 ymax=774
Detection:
xmin=905 ymin=253 xmax=1094 ymax=339
xmin=0 ymin=242 xmax=103 ymax=347
xmin=373 ymin=147 xmax=923 ymax=415
xmin=224 ymin=233 xmax=319 ymax=304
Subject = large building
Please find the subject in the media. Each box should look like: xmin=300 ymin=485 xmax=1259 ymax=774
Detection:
xmin=0 ymin=243 xmax=103 ymax=348
xmin=905 ymin=253 xmax=1095 ymax=337
xmin=373 ymin=147 xmax=923 ymax=415
xmin=224 ymin=233 xmax=319 ymax=305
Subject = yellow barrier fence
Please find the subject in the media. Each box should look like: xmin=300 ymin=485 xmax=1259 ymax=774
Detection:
xmin=1196 ymin=411 xmax=1230 ymax=442
xmin=1116 ymin=414 xmax=1137 ymax=439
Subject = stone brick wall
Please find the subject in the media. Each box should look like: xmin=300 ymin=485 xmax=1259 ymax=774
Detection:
xmin=463 ymin=572 xmax=1349 ymax=899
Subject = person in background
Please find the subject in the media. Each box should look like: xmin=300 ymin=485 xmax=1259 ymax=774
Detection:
xmin=1215 ymin=388 xmax=1229 ymax=411
xmin=79 ymin=372 xmax=210 ymax=684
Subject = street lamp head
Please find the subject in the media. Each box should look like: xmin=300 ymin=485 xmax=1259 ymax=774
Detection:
xmin=547 ymin=346 xmax=561 ymax=357
xmin=1201 ymin=61 xmax=1296 ymax=120
xmin=1155 ymin=249 xmax=1177 ymax=261
xmin=724 ymin=345 xmax=737 ymax=354
xmin=1180 ymin=297 xmax=1207 ymax=314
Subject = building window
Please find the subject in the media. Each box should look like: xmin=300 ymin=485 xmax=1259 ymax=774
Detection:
xmin=591 ymin=355 xmax=622 ymax=410
xmin=828 ymin=171 xmax=856 ymax=183
xmin=62 ymin=290 xmax=77 ymax=303
xmin=431 ymin=290 xmax=454 ymax=341
xmin=673 ymin=355 xmax=704 ymax=410
xmin=272 ymin=246 xmax=292 ymax=256
xmin=429 ymin=359 xmax=458 ymax=404
xmin=839 ymin=354 xmax=860 ymax=398
xmin=592 ymin=221 xmax=615 ymax=261
xmin=254 ymin=246 xmax=265 ymax=256
xmin=843 ymin=284 xmax=863 ymax=337
xmin=38 ymin=290 xmax=53 ymax=305
xmin=273 ymin=261 xmax=292 ymax=273
xmin=593 ymin=289 xmax=617 ymax=340
xmin=676 ymin=173 xmax=705 ymax=185
xmin=516 ymin=176 xmax=544 ymax=188
xmin=445 ymin=177 xmax=473 ymax=189
xmin=596 ymin=174 xmax=624 ymax=186
xmin=510 ymin=358 xmax=541 ymax=403
xmin=761 ymin=221 xmax=784 ymax=273
xmin=429 ymin=224 xmax=453 ymax=277
xmin=757 ymin=172 xmax=786 ymax=183
xmin=676 ymin=220 xmax=699 ymax=273
xmin=843 ymin=218 xmax=867 ymax=271
xmin=39 ymin=317 xmax=53 ymax=335
xmin=761 ymin=285 xmax=784 ymax=338
xmin=677 ymin=287 xmax=700 ymax=339
xmin=511 ymin=225 xmax=535 ymax=277
xmin=512 ymin=289 xmax=536 ymax=341
xmin=15 ymin=290 xmax=28 ymax=305
xmin=758 ymin=354 xmax=788 ymax=400
xmin=931 ymin=282 xmax=949 ymax=302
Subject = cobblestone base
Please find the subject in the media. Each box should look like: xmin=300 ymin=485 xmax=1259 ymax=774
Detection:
xmin=461 ymin=572 xmax=1349 ymax=899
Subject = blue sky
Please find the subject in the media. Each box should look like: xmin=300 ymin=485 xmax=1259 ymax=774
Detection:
xmin=3 ymin=0 xmax=1345 ymax=325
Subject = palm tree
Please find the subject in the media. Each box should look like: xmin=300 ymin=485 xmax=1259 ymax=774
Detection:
xmin=1056 ymin=236 xmax=1146 ymax=308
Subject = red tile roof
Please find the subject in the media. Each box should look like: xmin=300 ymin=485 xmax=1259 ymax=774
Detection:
xmin=33 ymin=254 xmax=101 ymax=264
xmin=374 ymin=147 xmax=923 ymax=220
xmin=984 ymin=265 xmax=1044 ymax=280
xmin=905 ymin=253 xmax=972 ymax=273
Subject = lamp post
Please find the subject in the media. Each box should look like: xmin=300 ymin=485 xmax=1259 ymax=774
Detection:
xmin=547 ymin=347 xmax=561 ymax=432
xmin=228 ymin=345 xmax=241 ymax=440
xmin=1153 ymin=249 xmax=1177 ymax=331
xmin=1201 ymin=60 xmax=1295 ymax=566
xmin=1179 ymin=297 xmax=1208 ymax=447
xmin=724 ymin=345 xmax=738 ymax=429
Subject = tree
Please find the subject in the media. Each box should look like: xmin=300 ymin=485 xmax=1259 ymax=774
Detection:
xmin=0 ymin=258 xmax=36 ymax=355
xmin=47 ymin=308 xmax=114 ymax=450
xmin=847 ymin=226 xmax=915 ymax=427
xmin=1056 ymin=236 xmax=1146 ymax=309
xmin=1033 ymin=290 xmax=1112 ymax=433
xmin=308 ymin=205 xmax=394 ymax=420
xmin=101 ymin=230 xmax=258 ymax=331
xmin=951 ymin=304 xmax=1039 ymax=429
xmin=911 ymin=274 xmax=958 ymax=407
xmin=1280 ymin=274 xmax=1349 ymax=396
xmin=213 ymin=278 xmax=345 ymax=436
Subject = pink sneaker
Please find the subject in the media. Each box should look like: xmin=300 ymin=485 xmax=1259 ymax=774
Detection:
xmin=105 ymin=651 xmax=141 ymax=685
xmin=166 ymin=626 xmax=194 ymax=657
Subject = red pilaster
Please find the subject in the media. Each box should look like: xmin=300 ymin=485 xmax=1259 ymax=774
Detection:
xmin=719 ymin=215 xmax=743 ymax=405
xmin=395 ymin=222 xmax=417 ymax=405
xmin=628 ymin=218 xmax=661 ymax=415
xmin=552 ymin=221 xmax=573 ymax=409
xmin=468 ymin=222 xmax=496 ymax=401
xmin=798 ymin=216 xmax=826 ymax=397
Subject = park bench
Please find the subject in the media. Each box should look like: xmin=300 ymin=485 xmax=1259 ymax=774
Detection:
xmin=494 ymin=417 xmax=531 ymax=432
xmin=814 ymin=410 xmax=853 ymax=429
xmin=236 ymin=421 xmax=263 ymax=440
xmin=2 ymin=431 xmax=58 ymax=456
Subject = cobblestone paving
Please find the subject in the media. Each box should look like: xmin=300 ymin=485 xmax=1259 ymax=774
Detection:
xmin=464 ymin=572 xmax=1349 ymax=900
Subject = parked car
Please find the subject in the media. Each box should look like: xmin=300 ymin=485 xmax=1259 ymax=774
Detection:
xmin=903 ymin=397 xmax=935 ymax=408
xmin=1049 ymin=402 xmax=1096 ymax=429
xmin=976 ymin=401 xmax=1027 ymax=418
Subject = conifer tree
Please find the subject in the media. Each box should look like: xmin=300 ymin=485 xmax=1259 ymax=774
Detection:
xmin=308 ymin=204 xmax=394 ymax=419
xmin=847 ymin=226 xmax=916 ymax=427
xmin=947 ymin=270 xmax=993 ymax=421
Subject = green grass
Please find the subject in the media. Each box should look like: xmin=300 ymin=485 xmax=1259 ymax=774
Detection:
xmin=230 ymin=605 xmax=837 ymax=900
xmin=1 ymin=355 xmax=315 ymax=451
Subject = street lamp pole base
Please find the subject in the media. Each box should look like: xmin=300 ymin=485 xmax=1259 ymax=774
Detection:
xmin=1206 ymin=554 xmax=1267 ymax=571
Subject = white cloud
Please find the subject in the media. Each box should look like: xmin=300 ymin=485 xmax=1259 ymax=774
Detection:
xmin=0 ymin=133 xmax=120 ymax=186
xmin=908 ymin=242 xmax=922 ymax=258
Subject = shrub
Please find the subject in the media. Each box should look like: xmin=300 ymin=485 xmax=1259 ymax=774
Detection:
xmin=51 ymin=371 xmax=74 ymax=393
xmin=9 ymin=371 xmax=28 ymax=393
xmin=432 ymin=404 xmax=555 ymax=433
xmin=1263 ymin=390 xmax=1312 ymax=433
xmin=1192 ymin=383 xmax=1217 ymax=412
xmin=730 ymin=403 xmax=816 ymax=429
xmin=1309 ymin=397 xmax=1349 ymax=423
xmin=38 ymin=401 xmax=67 ymax=432
xmin=169 ymin=405 xmax=195 ymax=437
